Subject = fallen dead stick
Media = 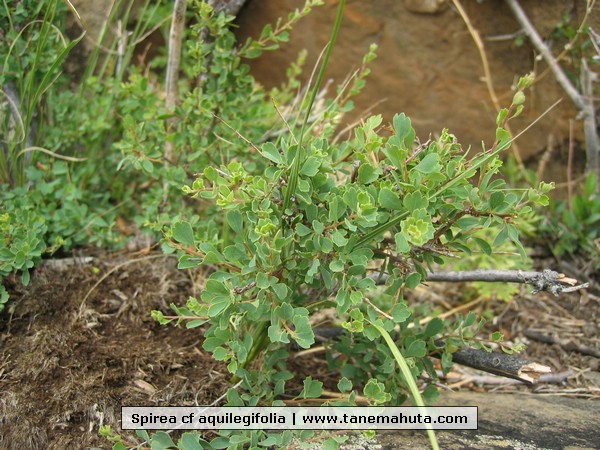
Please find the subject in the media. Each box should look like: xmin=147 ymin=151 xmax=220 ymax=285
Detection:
xmin=442 ymin=369 xmax=573 ymax=386
xmin=305 ymin=328 xmax=552 ymax=384
xmin=432 ymin=341 xmax=552 ymax=384
xmin=373 ymin=269 xmax=590 ymax=296
xmin=524 ymin=329 xmax=600 ymax=359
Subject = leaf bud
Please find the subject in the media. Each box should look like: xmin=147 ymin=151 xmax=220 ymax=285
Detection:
xmin=512 ymin=91 xmax=526 ymax=106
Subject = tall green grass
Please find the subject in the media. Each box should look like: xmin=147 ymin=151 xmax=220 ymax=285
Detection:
xmin=0 ymin=0 xmax=83 ymax=186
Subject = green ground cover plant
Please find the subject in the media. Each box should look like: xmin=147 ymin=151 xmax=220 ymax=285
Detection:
xmin=0 ymin=1 xmax=565 ymax=449
xmin=0 ymin=0 xmax=180 ymax=309
xmin=540 ymin=174 xmax=600 ymax=269
xmin=117 ymin=1 xmax=548 ymax=448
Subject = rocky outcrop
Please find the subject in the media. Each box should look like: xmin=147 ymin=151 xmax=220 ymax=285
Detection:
xmin=235 ymin=0 xmax=598 ymax=183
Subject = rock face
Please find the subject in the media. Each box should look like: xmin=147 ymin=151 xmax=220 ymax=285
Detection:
xmin=235 ymin=0 xmax=598 ymax=182
xmin=375 ymin=391 xmax=600 ymax=449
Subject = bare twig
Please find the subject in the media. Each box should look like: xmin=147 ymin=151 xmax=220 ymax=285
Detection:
xmin=535 ymin=132 xmax=554 ymax=180
xmin=568 ymin=119 xmax=575 ymax=210
xmin=580 ymin=58 xmax=599 ymax=182
xmin=208 ymin=0 xmax=248 ymax=16
xmin=505 ymin=0 xmax=583 ymax=110
xmin=451 ymin=0 xmax=524 ymax=168
xmin=165 ymin=0 xmax=187 ymax=116
xmin=17 ymin=146 xmax=87 ymax=162
xmin=538 ymin=370 xmax=575 ymax=384
xmin=426 ymin=269 xmax=589 ymax=296
xmin=162 ymin=0 xmax=188 ymax=205
xmin=505 ymin=0 xmax=599 ymax=185
xmin=373 ymin=269 xmax=589 ymax=296
xmin=164 ymin=0 xmax=187 ymax=166
xmin=524 ymin=329 xmax=600 ymax=359
xmin=445 ymin=369 xmax=573 ymax=386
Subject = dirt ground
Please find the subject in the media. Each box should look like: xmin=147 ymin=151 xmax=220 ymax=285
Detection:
xmin=0 ymin=249 xmax=598 ymax=449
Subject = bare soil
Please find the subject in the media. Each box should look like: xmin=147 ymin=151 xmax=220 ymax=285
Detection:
xmin=0 ymin=250 xmax=598 ymax=449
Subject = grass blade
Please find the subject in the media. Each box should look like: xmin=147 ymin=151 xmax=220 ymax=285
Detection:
xmin=369 ymin=320 xmax=439 ymax=450
xmin=282 ymin=0 xmax=346 ymax=213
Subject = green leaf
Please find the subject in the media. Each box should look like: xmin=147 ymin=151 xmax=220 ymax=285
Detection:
xmin=301 ymin=376 xmax=323 ymax=398
xmin=403 ymin=191 xmax=428 ymax=212
xmin=496 ymin=108 xmax=509 ymax=127
xmin=329 ymin=259 xmax=345 ymax=272
xmin=202 ymin=279 xmax=232 ymax=317
xmin=268 ymin=324 xmax=289 ymax=343
xmin=295 ymin=223 xmax=312 ymax=237
xmin=273 ymin=283 xmax=288 ymax=300
xmin=463 ymin=311 xmax=477 ymax=327
xmin=319 ymin=236 xmax=334 ymax=253
xmin=223 ymin=244 xmax=247 ymax=263
xmin=394 ymin=232 xmax=410 ymax=253
xmin=455 ymin=217 xmax=480 ymax=231
xmin=312 ymin=220 xmax=325 ymax=234
xmin=300 ymin=156 xmax=321 ymax=176
xmin=584 ymin=175 xmax=597 ymax=196
xmin=328 ymin=195 xmax=346 ymax=221
xmin=179 ymin=433 xmax=206 ymax=450
xmin=292 ymin=313 xmax=315 ymax=349
xmin=413 ymin=153 xmax=441 ymax=174
xmin=306 ymin=258 xmax=320 ymax=282
xmin=378 ymin=187 xmax=403 ymax=209
xmin=363 ymin=378 xmax=391 ymax=404
xmin=261 ymin=142 xmax=283 ymax=164
xmin=336 ymin=289 xmax=351 ymax=314
xmin=323 ymin=438 xmax=340 ymax=450
xmin=213 ymin=347 xmax=229 ymax=361
xmin=393 ymin=113 xmax=415 ymax=149
xmin=229 ymin=435 xmax=251 ymax=445
xmin=489 ymin=191 xmax=505 ymax=211
xmin=178 ymin=254 xmax=202 ymax=269
xmin=383 ymin=143 xmax=404 ymax=168
xmin=331 ymin=230 xmax=349 ymax=247
xmin=405 ymin=340 xmax=427 ymax=358
xmin=202 ymin=251 xmax=223 ymax=265
xmin=172 ymin=221 xmax=195 ymax=247
xmin=390 ymin=304 xmax=411 ymax=323
xmin=186 ymin=319 xmax=207 ymax=329
xmin=401 ymin=211 xmax=435 ymax=246
xmin=226 ymin=210 xmax=243 ymax=234
xmin=203 ymin=166 xmax=219 ymax=181
xmin=136 ymin=430 xmax=150 ymax=440
xmin=496 ymin=127 xmax=511 ymax=150
xmin=405 ymin=272 xmax=421 ymax=289
xmin=472 ymin=237 xmax=492 ymax=256
xmin=424 ymin=318 xmax=444 ymax=337
xmin=337 ymin=377 xmax=353 ymax=392
xmin=256 ymin=272 xmax=271 ymax=289
xmin=510 ymin=104 xmax=524 ymax=120
xmin=21 ymin=270 xmax=30 ymax=286
xmin=210 ymin=437 xmax=232 ymax=449
xmin=358 ymin=163 xmax=379 ymax=184
xmin=149 ymin=431 xmax=176 ymax=449
xmin=507 ymin=223 xmax=520 ymax=243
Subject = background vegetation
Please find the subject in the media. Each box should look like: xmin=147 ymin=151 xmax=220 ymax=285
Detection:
xmin=0 ymin=0 xmax=596 ymax=449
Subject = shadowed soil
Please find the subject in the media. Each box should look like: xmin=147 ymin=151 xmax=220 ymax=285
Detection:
xmin=0 ymin=251 xmax=598 ymax=449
